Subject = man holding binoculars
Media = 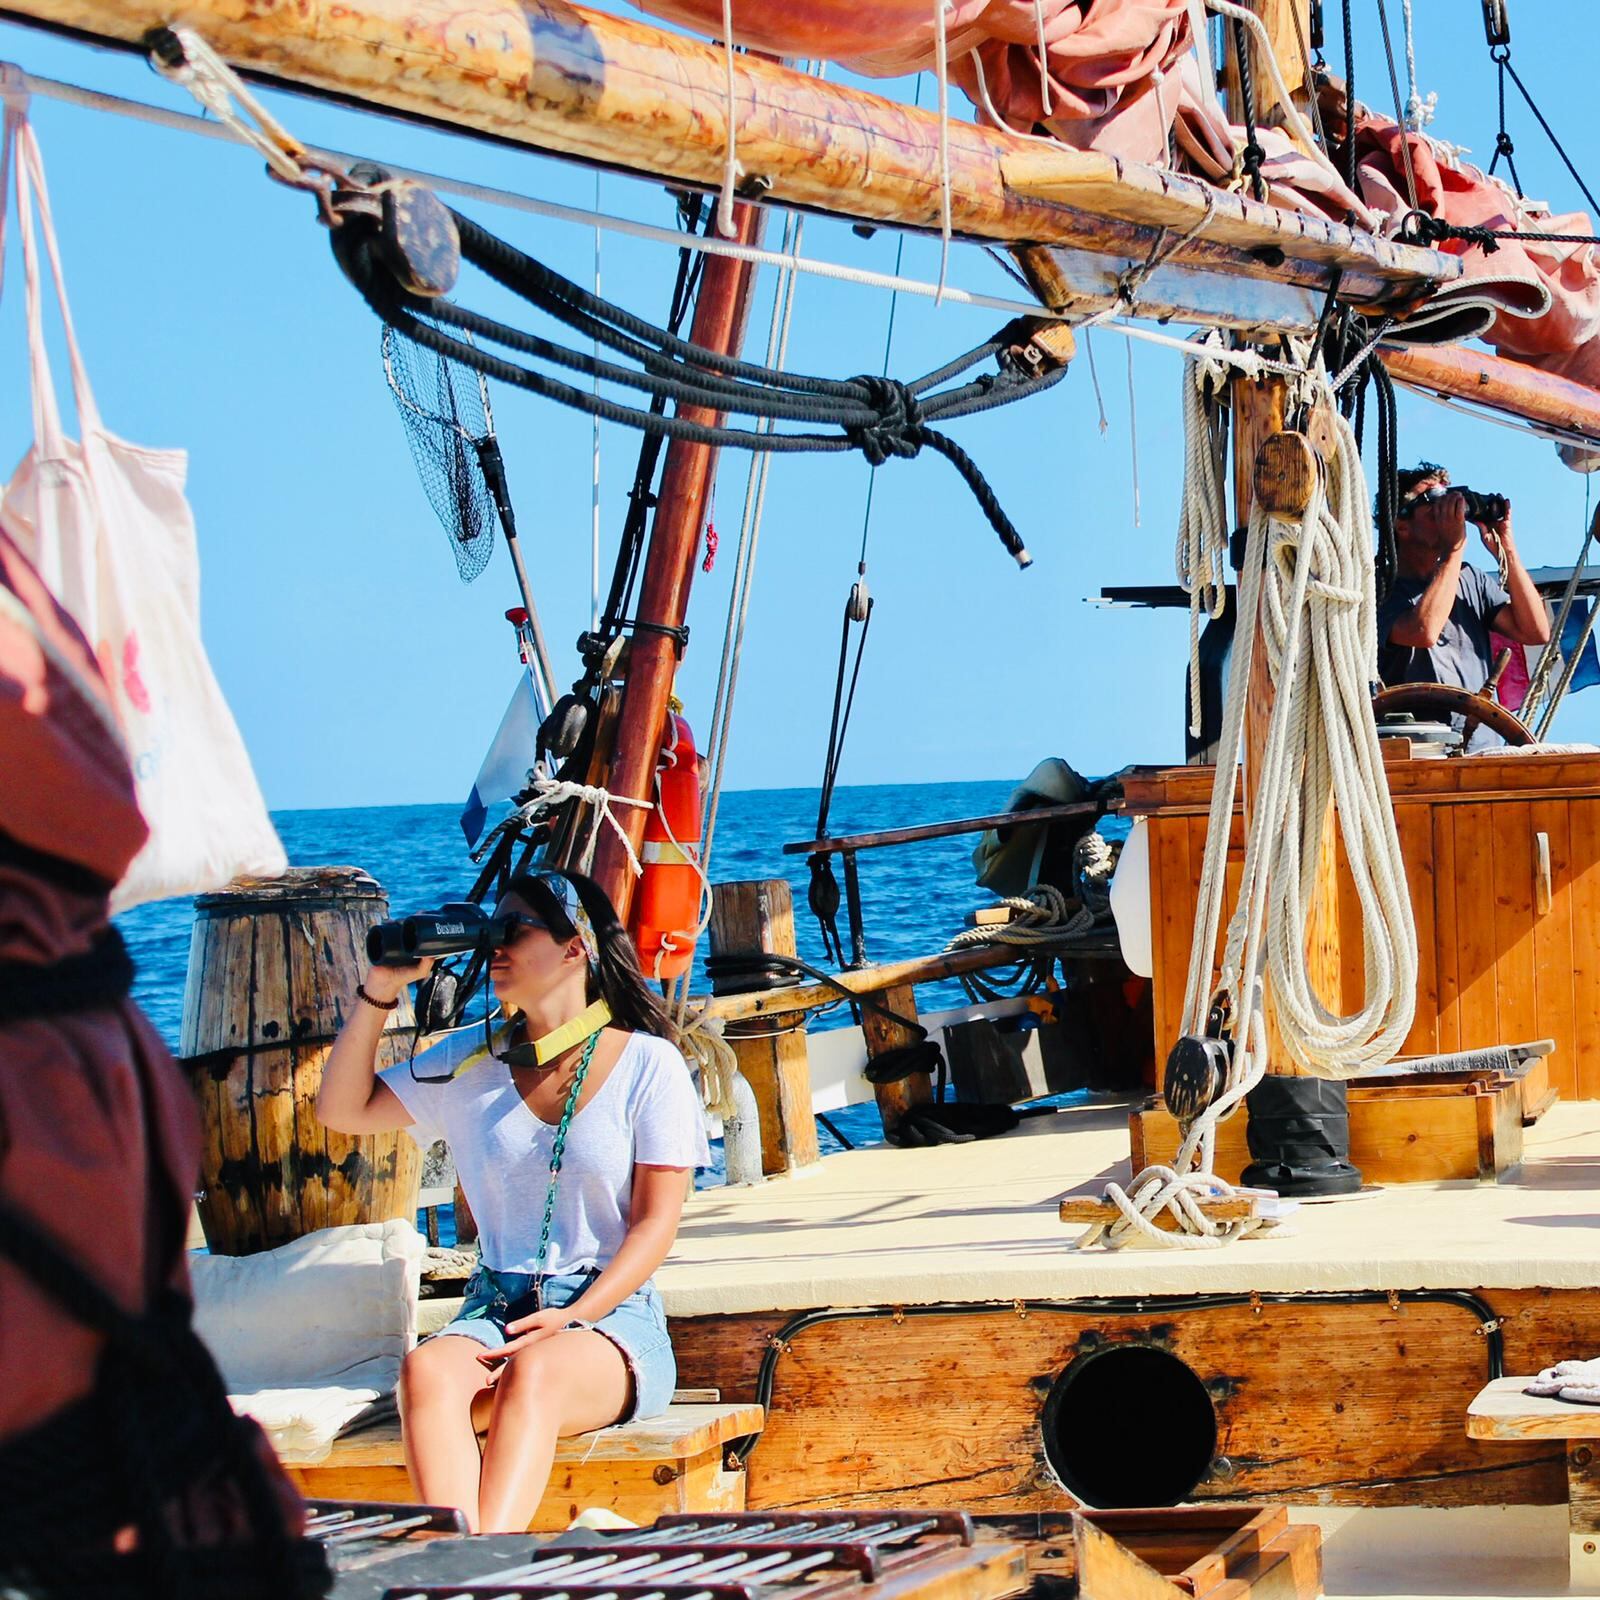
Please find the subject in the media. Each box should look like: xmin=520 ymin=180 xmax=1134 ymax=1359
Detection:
xmin=1378 ymin=462 xmax=1551 ymax=750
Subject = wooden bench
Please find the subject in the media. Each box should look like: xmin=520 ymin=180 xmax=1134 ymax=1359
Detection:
xmin=287 ymin=1401 xmax=762 ymax=1532
xmin=1469 ymin=1376 xmax=1600 ymax=1583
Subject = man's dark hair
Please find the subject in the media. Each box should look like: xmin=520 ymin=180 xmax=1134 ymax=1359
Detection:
xmin=1396 ymin=461 xmax=1450 ymax=506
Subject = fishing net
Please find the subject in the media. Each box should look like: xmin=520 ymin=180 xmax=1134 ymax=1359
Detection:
xmin=382 ymin=322 xmax=499 ymax=583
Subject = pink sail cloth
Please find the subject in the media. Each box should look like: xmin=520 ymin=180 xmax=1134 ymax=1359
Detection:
xmin=1342 ymin=101 xmax=1600 ymax=388
xmin=0 ymin=523 xmax=197 ymax=1438
xmin=629 ymin=0 xmax=1195 ymax=164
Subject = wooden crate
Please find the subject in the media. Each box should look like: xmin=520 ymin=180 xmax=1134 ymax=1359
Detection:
xmin=287 ymin=1402 xmax=761 ymax=1531
xmin=1130 ymin=1072 xmax=1524 ymax=1184
xmin=1124 ymin=750 xmax=1600 ymax=1101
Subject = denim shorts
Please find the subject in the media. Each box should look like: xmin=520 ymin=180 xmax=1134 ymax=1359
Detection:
xmin=432 ymin=1265 xmax=676 ymax=1422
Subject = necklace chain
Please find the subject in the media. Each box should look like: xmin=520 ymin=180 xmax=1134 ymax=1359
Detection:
xmin=536 ymin=1026 xmax=604 ymax=1272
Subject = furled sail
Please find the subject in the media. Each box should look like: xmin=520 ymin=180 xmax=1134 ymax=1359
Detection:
xmin=629 ymin=0 xmax=1195 ymax=162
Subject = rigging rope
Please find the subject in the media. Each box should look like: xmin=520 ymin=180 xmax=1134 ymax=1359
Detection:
xmin=1175 ymin=334 xmax=1231 ymax=740
xmin=334 ymin=206 xmax=1050 ymax=568
xmin=1523 ymin=497 xmax=1600 ymax=728
xmin=1086 ymin=386 xmax=1417 ymax=1249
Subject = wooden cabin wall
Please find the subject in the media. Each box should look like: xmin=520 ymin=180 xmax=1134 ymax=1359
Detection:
xmin=1127 ymin=755 xmax=1600 ymax=1099
xmin=672 ymin=1286 xmax=1600 ymax=1512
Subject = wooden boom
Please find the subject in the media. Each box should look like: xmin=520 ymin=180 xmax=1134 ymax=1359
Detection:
xmin=0 ymin=0 xmax=1457 ymax=316
xmin=1381 ymin=342 xmax=1600 ymax=448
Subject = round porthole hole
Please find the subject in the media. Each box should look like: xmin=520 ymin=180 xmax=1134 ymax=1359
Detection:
xmin=1041 ymin=1344 xmax=1217 ymax=1508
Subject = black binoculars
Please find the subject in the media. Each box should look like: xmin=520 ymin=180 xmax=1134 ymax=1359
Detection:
xmin=366 ymin=902 xmax=516 ymax=966
xmin=1456 ymin=486 xmax=1510 ymax=526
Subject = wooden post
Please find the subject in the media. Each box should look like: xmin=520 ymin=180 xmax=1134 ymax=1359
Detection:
xmin=862 ymin=982 xmax=934 ymax=1137
xmin=1220 ymin=1 xmax=1312 ymax=130
xmin=707 ymin=880 xmax=818 ymax=1176
xmin=592 ymin=202 xmax=763 ymax=922
xmin=1231 ymin=379 xmax=1361 ymax=1194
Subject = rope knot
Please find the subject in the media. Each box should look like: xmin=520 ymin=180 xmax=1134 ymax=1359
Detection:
xmin=848 ymin=375 xmax=925 ymax=467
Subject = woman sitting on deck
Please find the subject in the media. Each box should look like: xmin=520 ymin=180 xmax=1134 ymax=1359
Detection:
xmin=318 ymin=869 xmax=708 ymax=1533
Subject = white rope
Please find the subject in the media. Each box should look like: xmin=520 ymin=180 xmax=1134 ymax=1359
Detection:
xmin=1082 ymin=393 xmax=1417 ymax=1250
xmin=676 ymin=1006 xmax=741 ymax=1119
xmin=1033 ymin=0 xmax=1055 ymax=118
xmin=967 ymin=48 xmax=1068 ymax=147
xmin=1083 ymin=330 xmax=1110 ymax=433
xmin=932 ymin=0 xmax=955 ymax=303
xmin=511 ymin=778 xmax=650 ymax=878
xmin=1126 ymin=338 xmax=1142 ymax=526
xmin=716 ymin=0 xmax=742 ymax=238
xmin=1400 ymin=0 xmax=1437 ymax=131
xmin=1176 ymin=334 xmax=1232 ymax=738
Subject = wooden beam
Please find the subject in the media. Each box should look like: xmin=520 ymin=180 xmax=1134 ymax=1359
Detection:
xmin=1382 ymin=343 xmax=1600 ymax=448
xmin=0 ymin=0 xmax=1457 ymax=311
xmin=783 ymin=802 xmax=1100 ymax=857
xmin=696 ymin=934 xmax=1120 ymax=1024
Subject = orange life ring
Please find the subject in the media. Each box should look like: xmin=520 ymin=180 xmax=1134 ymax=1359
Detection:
xmin=630 ymin=711 xmax=705 ymax=980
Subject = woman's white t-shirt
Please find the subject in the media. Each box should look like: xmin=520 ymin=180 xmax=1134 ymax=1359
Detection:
xmin=381 ymin=1030 xmax=709 ymax=1275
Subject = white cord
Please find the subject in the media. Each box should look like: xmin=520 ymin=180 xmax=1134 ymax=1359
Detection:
xmin=1175 ymin=334 xmax=1231 ymax=738
xmin=1400 ymin=0 xmax=1437 ymax=131
xmin=1032 ymin=0 xmax=1054 ymax=118
xmin=932 ymin=0 xmax=955 ymax=304
xmin=512 ymin=779 xmax=650 ymax=878
xmin=716 ymin=0 xmax=742 ymax=238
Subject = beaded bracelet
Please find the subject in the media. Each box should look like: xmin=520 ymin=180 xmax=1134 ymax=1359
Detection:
xmin=356 ymin=983 xmax=400 ymax=1013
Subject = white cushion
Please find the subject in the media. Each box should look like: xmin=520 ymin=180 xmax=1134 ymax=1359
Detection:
xmin=190 ymin=1220 xmax=423 ymax=1464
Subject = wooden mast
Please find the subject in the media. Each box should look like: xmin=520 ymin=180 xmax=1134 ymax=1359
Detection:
xmin=592 ymin=200 xmax=763 ymax=922
xmin=1223 ymin=2 xmax=1358 ymax=1193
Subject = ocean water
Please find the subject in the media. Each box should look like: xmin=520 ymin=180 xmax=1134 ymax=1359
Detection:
xmin=119 ymin=779 xmax=1020 ymax=1058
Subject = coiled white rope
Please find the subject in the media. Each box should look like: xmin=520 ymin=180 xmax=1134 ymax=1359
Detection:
xmin=676 ymin=1006 xmax=741 ymax=1119
xmin=1176 ymin=334 xmax=1232 ymax=739
xmin=946 ymin=883 xmax=1093 ymax=954
xmin=509 ymin=778 xmax=651 ymax=878
xmin=1082 ymin=389 xmax=1416 ymax=1249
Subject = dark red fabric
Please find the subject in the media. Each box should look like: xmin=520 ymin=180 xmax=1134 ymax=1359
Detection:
xmin=0 ymin=520 xmax=196 ymax=1439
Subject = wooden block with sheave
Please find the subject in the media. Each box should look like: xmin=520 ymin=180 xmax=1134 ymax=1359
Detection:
xmin=287 ymin=1401 xmax=762 ymax=1532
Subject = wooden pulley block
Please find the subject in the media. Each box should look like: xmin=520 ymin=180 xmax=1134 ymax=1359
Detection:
xmin=1305 ymin=397 xmax=1341 ymax=460
xmin=334 ymin=168 xmax=460 ymax=298
xmin=379 ymin=180 xmax=460 ymax=298
xmin=1253 ymin=429 xmax=1322 ymax=518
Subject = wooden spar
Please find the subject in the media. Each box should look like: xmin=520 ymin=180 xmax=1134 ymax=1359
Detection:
xmin=592 ymin=201 xmax=762 ymax=920
xmin=0 ymin=0 xmax=1456 ymax=313
xmin=1234 ymin=386 xmax=1344 ymax=1084
xmin=1381 ymin=343 xmax=1600 ymax=447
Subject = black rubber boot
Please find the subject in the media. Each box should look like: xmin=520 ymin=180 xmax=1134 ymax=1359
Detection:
xmin=1241 ymin=1075 xmax=1363 ymax=1196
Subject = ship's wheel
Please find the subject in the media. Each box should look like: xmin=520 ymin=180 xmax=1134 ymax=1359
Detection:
xmin=1370 ymin=682 xmax=1536 ymax=749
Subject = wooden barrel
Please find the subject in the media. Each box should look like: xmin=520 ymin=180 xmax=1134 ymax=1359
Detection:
xmin=179 ymin=866 xmax=422 ymax=1256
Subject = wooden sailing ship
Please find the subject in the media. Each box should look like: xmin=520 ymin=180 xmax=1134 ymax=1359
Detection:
xmin=11 ymin=1 xmax=1600 ymax=1593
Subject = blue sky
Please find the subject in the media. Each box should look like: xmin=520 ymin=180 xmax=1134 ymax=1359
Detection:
xmin=0 ymin=3 xmax=1595 ymax=811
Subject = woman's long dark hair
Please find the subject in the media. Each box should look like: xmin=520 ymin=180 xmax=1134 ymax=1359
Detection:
xmin=505 ymin=869 xmax=677 ymax=1044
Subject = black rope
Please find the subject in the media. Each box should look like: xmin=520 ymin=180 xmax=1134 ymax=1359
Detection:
xmin=332 ymin=205 xmax=1050 ymax=568
xmin=1496 ymin=48 xmax=1600 ymax=218
xmin=1488 ymin=47 xmax=1523 ymax=196
xmin=807 ymin=588 xmax=875 ymax=968
xmin=1398 ymin=212 xmax=1600 ymax=253
xmin=1339 ymin=0 xmax=1359 ymax=201
xmin=1231 ymin=18 xmax=1267 ymax=202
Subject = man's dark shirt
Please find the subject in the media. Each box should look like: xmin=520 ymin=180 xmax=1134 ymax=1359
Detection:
xmin=1376 ymin=563 xmax=1511 ymax=751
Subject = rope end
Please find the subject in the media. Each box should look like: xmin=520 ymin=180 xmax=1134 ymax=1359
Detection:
xmin=1014 ymin=546 xmax=1034 ymax=570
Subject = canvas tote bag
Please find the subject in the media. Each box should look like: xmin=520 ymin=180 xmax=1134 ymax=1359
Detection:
xmin=0 ymin=107 xmax=284 ymax=909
